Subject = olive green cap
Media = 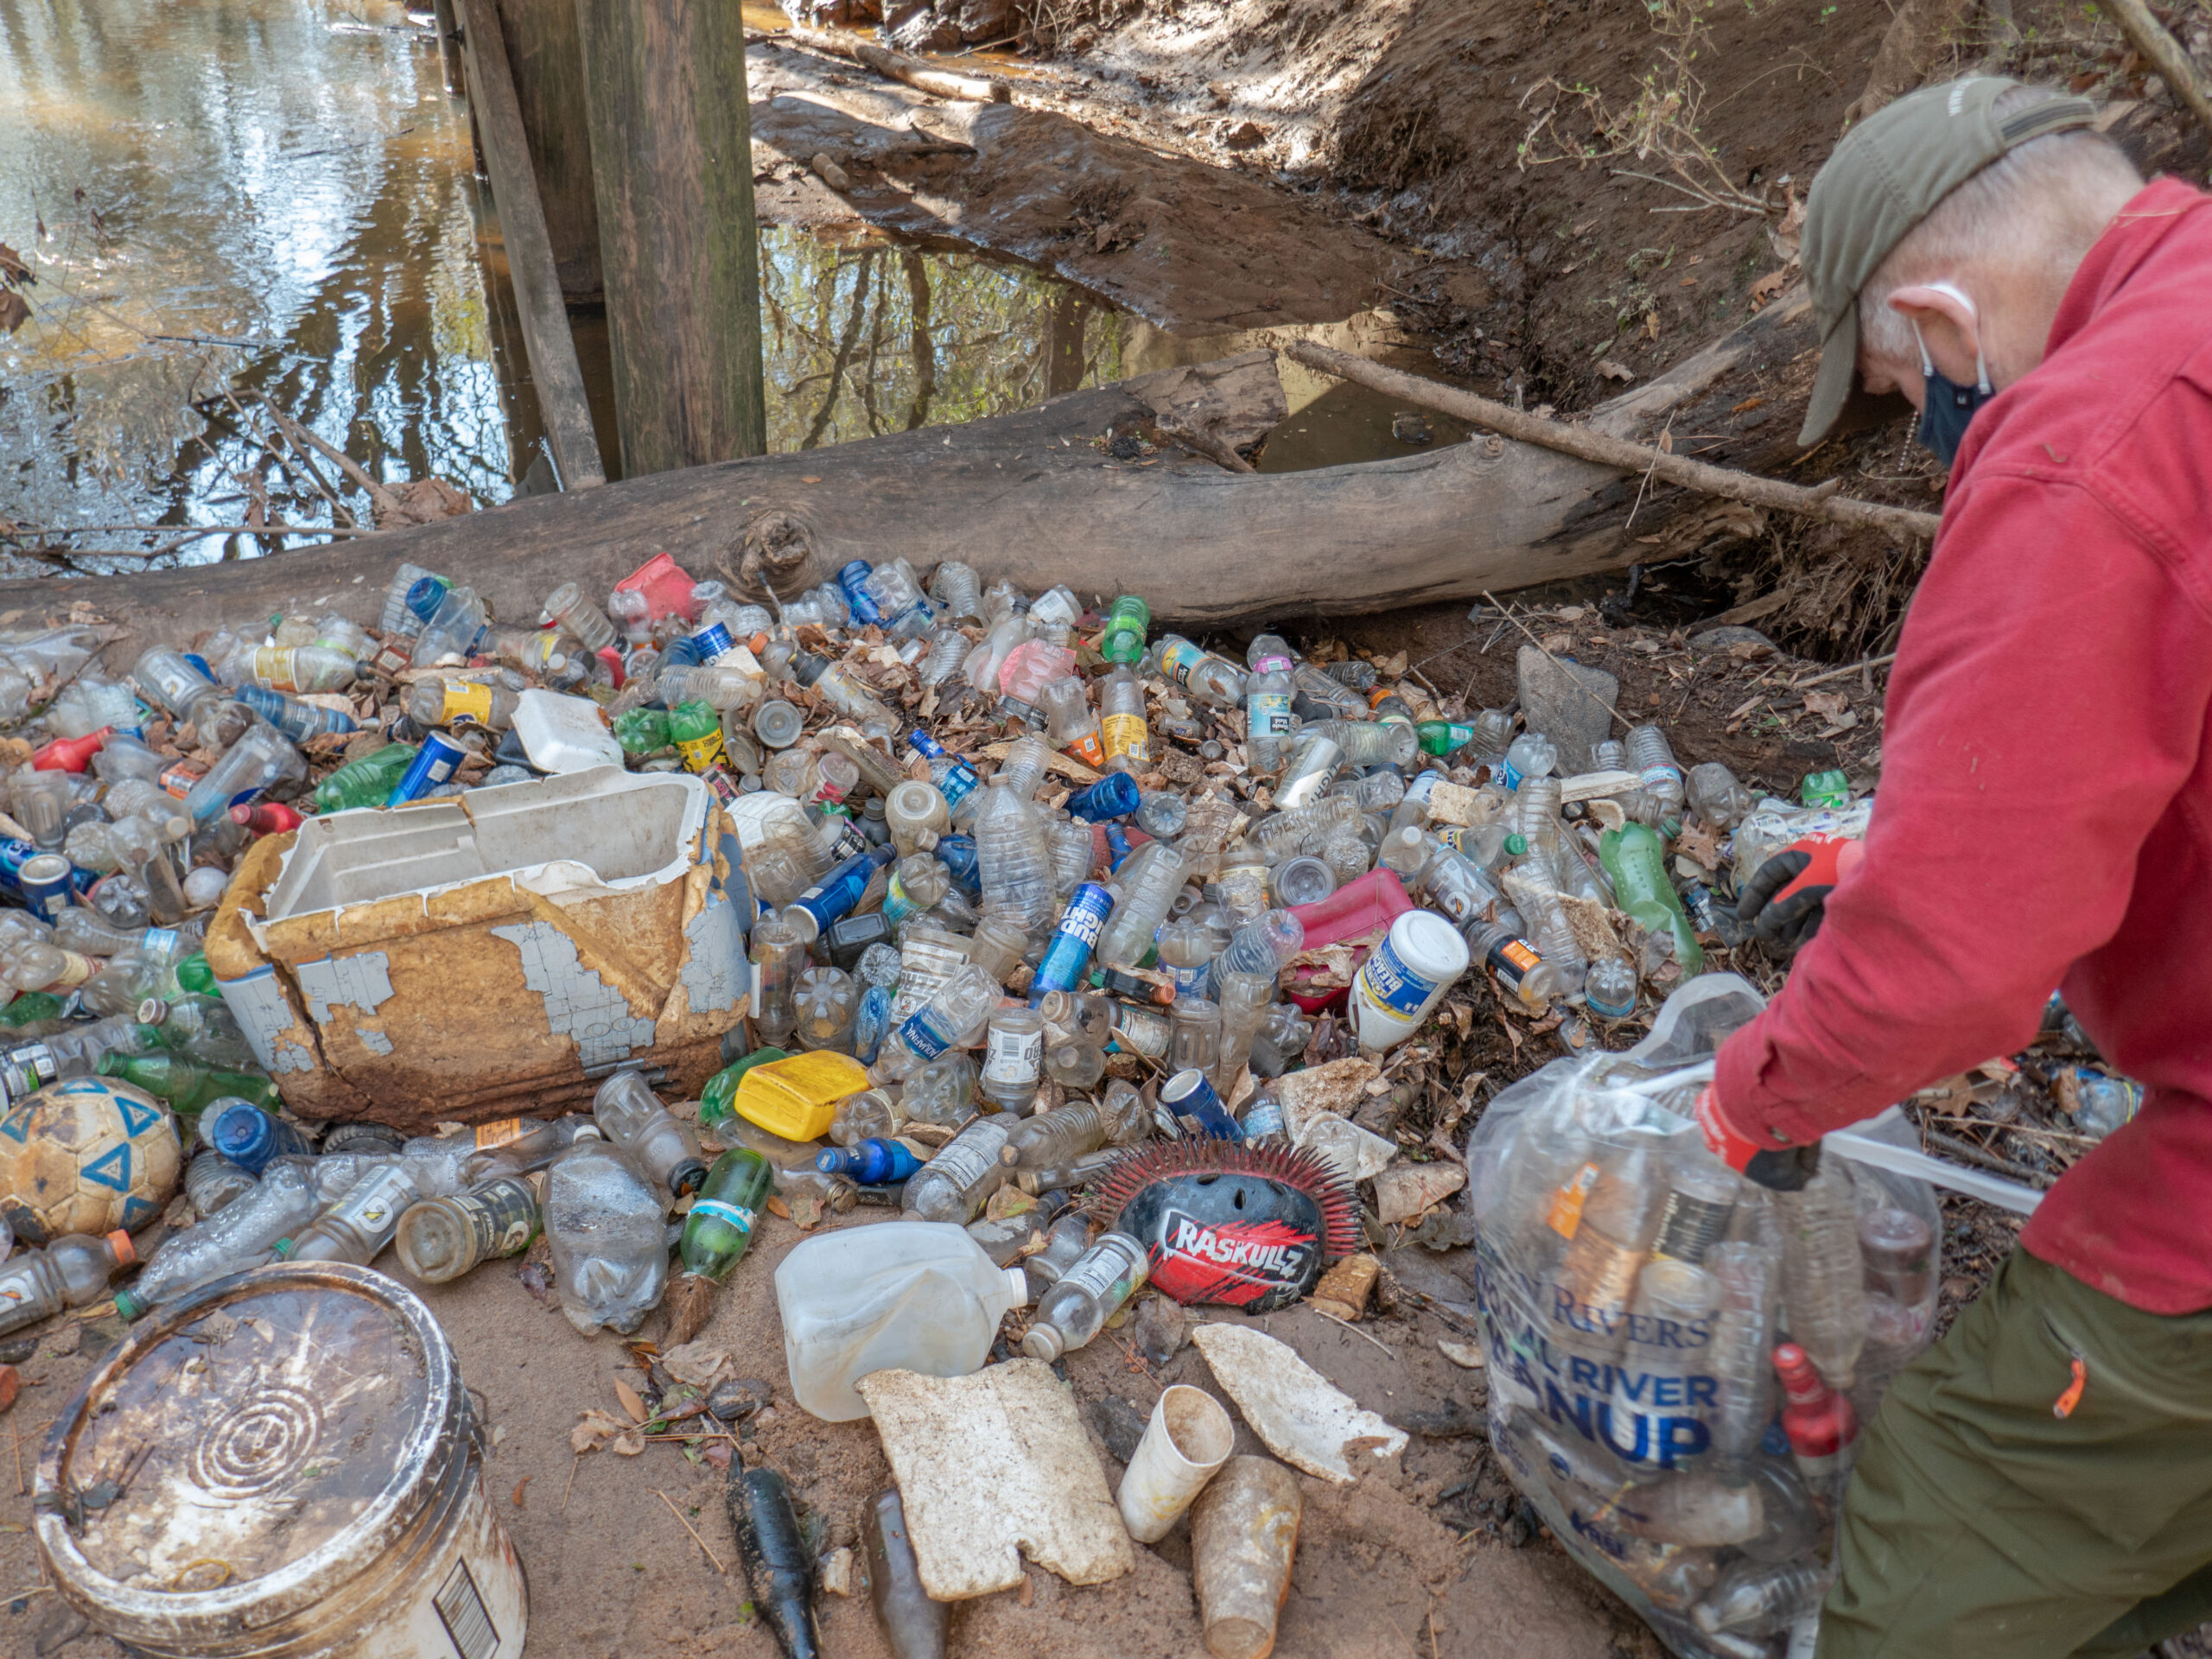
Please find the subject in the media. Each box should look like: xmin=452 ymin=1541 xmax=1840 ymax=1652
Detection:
xmin=1797 ymin=77 xmax=2098 ymax=447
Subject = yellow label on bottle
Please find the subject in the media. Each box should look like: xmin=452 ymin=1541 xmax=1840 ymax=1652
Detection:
xmin=51 ymin=950 xmax=98 ymax=991
xmin=1066 ymin=731 xmax=1108 ymax=769
xmin=441 ymin=682 xmax=496 ymax=727
xmin=1546 ymin=1162 xmax=1601 ymax=1240
xmin=474 ymin=1116 xmax=525 ymax=1148
xmin=253 ymin=647 xmax=300 ymax=692
xmin=1101 ymin=713 xmax=1150 ymax=764
xmin=677 ymin=728 xmax=728 ymax=774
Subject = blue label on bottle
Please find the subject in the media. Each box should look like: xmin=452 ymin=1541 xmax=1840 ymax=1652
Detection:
xmin=1500 ymin=760 xmax=1524 ymax=791
xmin=688 ymin=623 xmax=734 ymax=663
xmin=1240 ymin=1100 xmax=1285 ymax=1140
xmin=690 ymin=1198 xmax=756 ymax=1235
xmin=837 ymin=561 xmax=884 ymax=625
xmin=1355 ymin=931 xmax=1443 ymax=1020
xmin=899 ymin=1007 xmax=957 ymax=1059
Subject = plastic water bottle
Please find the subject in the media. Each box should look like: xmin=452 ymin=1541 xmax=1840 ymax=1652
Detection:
xmin=878 ymin=963 xmax=1001 ymax=1082
xmin=980 ymin=1005 xmax=1046 ymax=1110
xmin=1776 ymin=1161 xmax=1867 ymax=1388
xmin=545 ymin=1137 xmax=669 ymax=1336
xmin=816 ymin=1139 xmax=923 ymax=1185
xmin=0 ymin=1230 xmax=136 ymax=1337
xmin=1098 ymin=665 xmax=1151 ymax=772
xmin=1707 ymin=1237 xmax=1783 ymax=1470
xmin=751 ymin=910 xmax=811 ymax=1047
xmin=1022 ymin=1231 xmax=1148 ymax=1361
xmin=1094 ymin=841 xmax=1192 ymax=972
xmin=1501 ymin=732 xmax=1557 ymax=791
xmin=405 ymin=676 xmax=519 ymax=732
xmin=1625 ymin=722 xmax=1686 ymax=815
xmin=540 ymin=581 xmax=617 ymax=652
xmin=272 ymin=1161 xmax=422 ymax=1265
xmin=115 ymin=1160 xmax=321 ymax=1319
xmin=1215 ymin=908 xmax=1305 ymax=981
xmin=183 ymin=724 xmax=308 ymax=823
xmin=593 ymin=1070 xmax=709 ymax=1197
xmin=974 ymin=781 xmax=1056 ymax=941
xmin=900 ymin=1113 xmax=1013 ymax=1223
xmin=315 ymin=741 xmax=418 ymax=813
xmin=1244 ymin=637 xmax=1296 ymax=774
xmin=201 ymin=1098 xmax=310 ymax=1174
xmin=184 ymin=1147 xmax=257 ymax=1217
xmin=1152 ymin=637 xmax=1245 ymax=708
xmin=232 ymin=684 xmax=358 ymax=742
xmin=930 ymin=561 xmax=984 ymax=621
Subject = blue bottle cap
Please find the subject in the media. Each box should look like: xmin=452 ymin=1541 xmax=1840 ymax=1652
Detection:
xmin=405 ymin=575 xmax=449 ymax=622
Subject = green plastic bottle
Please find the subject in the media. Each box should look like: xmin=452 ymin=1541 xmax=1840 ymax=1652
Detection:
xmin=699 ymin=1046 xmax=790 ymax=1128
xmin=1801 ymin=769 xmax=1852 ymax=808
xmin=613 ymin=707 xmax=672 ymax=756
xmin=678 ymin=1147 xmax=776 ymax=1281
xmin=97 ymin=1051 xmax=280 ymax=1118
xmin=0 ymin=992 xmax=65 ymax=1030
xmin=167 ymin=953 xmax=219 ymax=1001
xmin=1599 ymin=821 xmax=1705 ymax=974
xmin=1097 ymin=594 xmax=1151 ymax=666
xmin=314 ymin=742 xmax=419 ymax=814
xmin=667 ymin=700 xmax=726 ymax=773
xmin=1417 ymin=719 xmax=1478 ymax=758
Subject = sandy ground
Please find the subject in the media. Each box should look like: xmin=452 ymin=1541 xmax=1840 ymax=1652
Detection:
xmin=1 ymin=1207 xmax=1630 ymax=1659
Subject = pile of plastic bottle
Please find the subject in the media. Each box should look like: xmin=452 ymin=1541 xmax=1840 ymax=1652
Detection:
xmin=0 ymin=554 xmax=2136 ymax=1656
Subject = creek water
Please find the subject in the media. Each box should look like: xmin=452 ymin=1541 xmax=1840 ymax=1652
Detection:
xmin=0 ymin=0 xmax=1464 ymax=575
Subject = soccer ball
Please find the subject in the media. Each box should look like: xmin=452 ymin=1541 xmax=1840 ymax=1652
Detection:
xmin=0 ymin=1077 xmax=181 ymax=1245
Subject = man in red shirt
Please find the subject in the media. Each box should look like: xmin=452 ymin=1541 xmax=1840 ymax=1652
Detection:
xmin=1692 ymin=77 xmax=2212 ymax=1656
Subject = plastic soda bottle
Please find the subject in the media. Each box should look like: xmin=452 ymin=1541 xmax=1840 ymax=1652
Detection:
xmin=315 ymin=742 xmax=418 ymax=813
xmin=0 ymin=1230 xmax=135 ymax=1336
xmin=1599 ymin=821 xmax=1705 ymax=972
xmin=1097 ymin=595 xmax=1150 ymax=665
xmin=668 ymin=700 xmax=728 ymax=773
xmin=678 ymin=1147 xmax=776 ymax=1281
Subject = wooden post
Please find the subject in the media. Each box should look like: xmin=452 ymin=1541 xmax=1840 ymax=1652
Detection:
xmin=456 ymin=0 xmax=607 ymax=489
xmin=430 ymin=0 xmax=467 ymax=98
xmin=492 ymin=0 xmax=602 ymax=303
xmin=575 ymin=0 xmax=768 ymax=474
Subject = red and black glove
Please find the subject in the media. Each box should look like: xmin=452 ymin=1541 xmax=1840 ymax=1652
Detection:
xmin=1736 ymin=835 xmax=1865 ymax=956
xmin=1695 ymin=1084 xmax=1821 ymax=1192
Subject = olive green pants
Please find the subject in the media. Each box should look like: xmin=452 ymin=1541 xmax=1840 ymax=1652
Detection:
xmin=1818 ymin=1249 xmax=2212 ymax=1659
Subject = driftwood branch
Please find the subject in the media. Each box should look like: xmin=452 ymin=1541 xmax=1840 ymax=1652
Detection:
xmin=2102 ymin=0 xmax=2212 ymax=144
xmin=777 ymin=24 xmax=1012 ymax=103
xmin=1284 ymin=340 xmax=1944 ymax=543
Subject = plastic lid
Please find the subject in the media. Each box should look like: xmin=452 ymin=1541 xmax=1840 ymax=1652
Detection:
xmin=1005 ymin=1266 xmax=1033 ymax=1306
xmin=40 ymin=1265 xmax=465 ymax=1635
xmin=671 ymin=1159 xmax=709 ymax=1198
xmin=1022 ymin=1324 xmax=1064 ymax=1362
xmin=1503 ymin=834 xmax=1528 ymax=855
xmin=105 ymin=1229 xmax=135 ymax=1268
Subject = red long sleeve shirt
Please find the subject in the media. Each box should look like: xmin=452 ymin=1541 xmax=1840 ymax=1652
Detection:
xmin=1713 ymin=177 xmax=2212 ymax=1314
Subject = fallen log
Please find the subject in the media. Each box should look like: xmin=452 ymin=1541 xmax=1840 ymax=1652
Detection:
xmin=775 ymin=24 xmax=1012 ymax=103
xmin=0 ymin=348 xmax=1650 ymax=653
xmin=1285 ymin=340 xmax=1943 ymax=543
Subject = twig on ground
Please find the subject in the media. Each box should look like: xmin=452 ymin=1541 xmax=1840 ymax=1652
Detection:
xmin=1792 ymin=652 xmax=1898 ymax=689
xmin=2102 ymin=0 xmax=2212 ymax=144
xmin=1314 ymin=1310 xmax=1397 ymax=1357
xmin=654 ymin=1488 xmax=728 ymax=1574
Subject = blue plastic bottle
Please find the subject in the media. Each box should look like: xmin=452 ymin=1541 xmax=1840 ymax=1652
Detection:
xmin=815 ymin=1138 xmax=923 ymax=1185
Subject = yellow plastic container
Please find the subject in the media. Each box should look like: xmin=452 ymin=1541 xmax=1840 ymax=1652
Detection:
xmin=731 ymin=1052 xmax=870 ymax=1142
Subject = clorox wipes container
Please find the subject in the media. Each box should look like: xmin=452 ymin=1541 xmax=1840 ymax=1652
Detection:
xmin=35 ymin=1262 xmax=526 ymax=1659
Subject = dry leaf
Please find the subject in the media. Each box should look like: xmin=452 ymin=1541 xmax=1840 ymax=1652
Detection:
xmin=0 ymin=289 xmax=28 ymax=336
xmin=1438 ymin=1340 xmax=1485 ymax=1370
xmin=0 ymin=243 xmax=29 ymax=286
xmin=1802 ymin=690 xmax=1851 ymax=722
xmin=1675 ymin=822 xmax=1722 ymax=874
xmin=1596 ymin=357 xmax=1637 ymax=383
xmin=614 ymin=1377 xmax=649 ymax=1423
xmin=612 ymin=1429 xmax=646 ymax=1457
xmin=573 ymin=1408 xmax=630 ymax=1454
xmin=1748 ymin=270 xmax=1790 ymax=310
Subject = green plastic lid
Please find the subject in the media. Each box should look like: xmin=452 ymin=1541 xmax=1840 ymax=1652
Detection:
xmin=1504 ymin=834 xmax=1529 ymax=856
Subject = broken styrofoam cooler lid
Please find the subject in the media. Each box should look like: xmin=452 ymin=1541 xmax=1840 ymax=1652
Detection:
xmin=200 ymin=766 xmax=751 ymax=1129
xmin=513 ymin=689 xmax=626 ymax=774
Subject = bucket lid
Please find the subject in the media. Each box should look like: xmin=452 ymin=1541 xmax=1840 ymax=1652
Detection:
xmin=35 ymin=1263 xmax=467 ymax=1637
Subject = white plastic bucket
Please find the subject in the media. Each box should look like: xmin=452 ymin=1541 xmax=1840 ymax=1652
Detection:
xmin=1351 ymin=909 xmax=1471 ymax=1052
xmin=35 ymin=1262 xmax=527 ymax=1659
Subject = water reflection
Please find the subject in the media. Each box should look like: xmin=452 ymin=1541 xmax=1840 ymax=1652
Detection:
xmin=758 ymin=226 xmax=1121 ymax=450
xmin=0 ymin=0 xmax=1457 ymax=574
xmin=0 ymin=0 xmax=537 ymax=569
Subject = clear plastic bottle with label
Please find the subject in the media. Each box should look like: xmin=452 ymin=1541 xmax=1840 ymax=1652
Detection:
xmin=1625 ymin=722 xmax=1687 ymax=817
xmin=900 ymin=1113 xmax=1013 ymax=1223
xmin=750 ymin=910 xmax=811 ymax=1047
xmin=276 ymin=1161 xmax=423 ymax=1265
xmin=1022 ymin=1230 xmax=1149 ymax=1361
xmin=1098 ymin=664 xmax=1152 ymax=773
xmin=875 ymin=961 xmax=1001 ymax=1083
xmin=1243 ymin=637 xmax=1296 ymax=774
xmin=0 ymin=1230 xmax=135 ymax=1337
xmin=974 ymin=781 xmax=1057 ymax=943
xmin=394 ymin=1176 xmax=543 ymax=1283
xmin=1039 ymin=676 xmax=1108 ymax=770
xmin=980 ymin=1005 xmax=1046 ymax=1110
xmin=115 ymin=1160 xmax=320 ymax=1319
xmin=1095 ymin=841 xmax=1192 ymax=972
